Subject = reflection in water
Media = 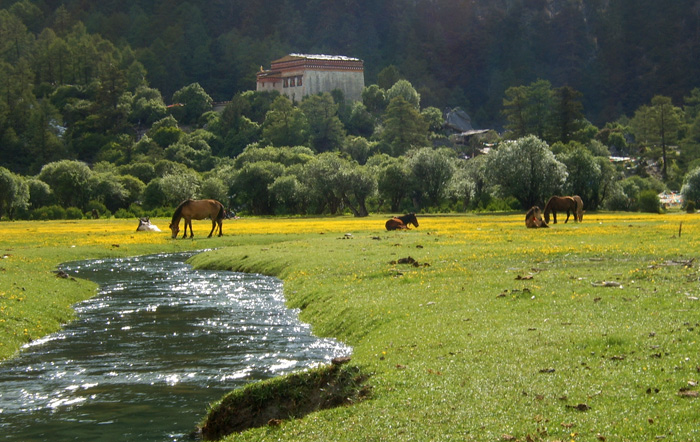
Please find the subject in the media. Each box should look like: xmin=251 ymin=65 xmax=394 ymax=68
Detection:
xmin=0 ymin=252 xmax=350 ymax=441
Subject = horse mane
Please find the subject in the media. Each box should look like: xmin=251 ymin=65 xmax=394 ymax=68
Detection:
xmin=171 ymin=199 xmax=191 ymax=223
xmin=543 ymin=197 xmax=554 ymax=215
xmin=398 ymin=213 xmax=415 ymax=223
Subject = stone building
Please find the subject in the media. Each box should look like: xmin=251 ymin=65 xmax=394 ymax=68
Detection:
xmin=256 ymin=54 xmax=364 ymax=102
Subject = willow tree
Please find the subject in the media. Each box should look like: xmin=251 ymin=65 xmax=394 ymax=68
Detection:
xmin=485 ymin=135 xmax=567 ymax=209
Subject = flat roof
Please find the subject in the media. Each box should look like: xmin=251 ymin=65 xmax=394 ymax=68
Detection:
xmin=274 ymin=53 xmax=362 ymax=63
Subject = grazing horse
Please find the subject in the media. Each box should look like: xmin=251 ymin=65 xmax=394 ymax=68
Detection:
xmin=136 ymin=217 xmax=161 ymax=232
xmin=169 ymin=199 xmax=225 ymax=239
xmin=543 ymin=196 xmax=579 ymax=224
xmin=385 ymin=213 xmax=419 ymax=231
xmin=525 ymin=206 xmax=548 ymax=228
xmin=572 ymin=195 xmax=584 ymax=222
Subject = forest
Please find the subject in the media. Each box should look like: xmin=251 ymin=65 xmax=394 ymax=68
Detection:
xmin=3 ymin=0 xmax=700 ymax=220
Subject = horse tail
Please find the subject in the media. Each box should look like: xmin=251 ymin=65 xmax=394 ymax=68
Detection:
xmin=216 ymin=201 xmax=225 ymax=221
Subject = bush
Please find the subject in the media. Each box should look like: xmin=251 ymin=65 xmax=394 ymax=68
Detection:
xmin=639 ymin=189 xmax=661 ymax=213
xmin=86 ymin=200 xmax=109 ymax=218
xmin=31 ymin=205 xmax=67 ymax=220
xmin=605 ymin=191 xmax=632 ymax=211
xmin=66 ymin=207 xmax=83 ymax=219
xmin=128 ymin=203 xmax=145 ymax=218
xmin=685 ymin=201 xmax=696 ymax=213
xmin=114 ymin=208 xmax=133 ymax=219
xmin=482 ymin=196 xmax=520 ymax=212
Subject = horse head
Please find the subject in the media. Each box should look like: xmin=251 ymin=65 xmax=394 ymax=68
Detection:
xmin=137 ymin=217 xmax=162 ymax=232
xmin=169 ymin=222 xmax=180 ymax=238
xmin=526 ymin=206 xmax=548 ymax=228
xmin=400 ymin=212 xmax=418 ymax=228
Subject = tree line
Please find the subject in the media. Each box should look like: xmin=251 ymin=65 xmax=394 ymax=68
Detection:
xmin=3 ymin=2 xmax=700 ymax=220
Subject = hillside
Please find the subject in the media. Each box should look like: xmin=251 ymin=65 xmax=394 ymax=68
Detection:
xmin=7 ymin=0 xmax=700 ymax=127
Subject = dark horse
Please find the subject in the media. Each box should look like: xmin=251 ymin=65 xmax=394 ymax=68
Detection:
xmin=169 ymin=199 xmax=225 ymax=239
xmin=525 ymin=206 xmax=548 ymax=228
xmin=543 ymin=196 xmax=580 ymax=224
xmin=385 ymin=213 xmax=419 ymax=231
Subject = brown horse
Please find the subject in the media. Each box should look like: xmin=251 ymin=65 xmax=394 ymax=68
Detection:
xmin=525 ymin=206 xmax=548 ymax=228
xmin=543 ymin=196 xmax=579 ymax=224
xmin=572 ymin=195 xmax=584 ymax=222
xmin=385 ymin=213 xmax=419 ymax=231
xmin=169 ymin=199 xmax=225 ymax=239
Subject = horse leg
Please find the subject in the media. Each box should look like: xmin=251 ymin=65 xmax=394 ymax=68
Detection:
xmin=217 ymin=219 xmax=223 ymax=237
xmin=564 ymin=210 xmax=571 ymax=223
xmin=208 ymin=220 xmax=215 ymax=238
xmin=552 ymin=211 xmax=557 ymax=224
xmin=181 ymin=219 xmax=188 ymax=238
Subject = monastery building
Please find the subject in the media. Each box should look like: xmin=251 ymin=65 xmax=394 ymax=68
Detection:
xmin=256 ymin=54 xmax=365 ymax=102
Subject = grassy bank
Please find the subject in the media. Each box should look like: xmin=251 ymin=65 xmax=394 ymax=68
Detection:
xmin=2 ymin=213 xmax=700 ymax=441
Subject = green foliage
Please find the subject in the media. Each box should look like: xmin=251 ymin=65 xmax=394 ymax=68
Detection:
xmin=382 ymin=97 xmax=429 ymax=156
xmin=377 ymin=157 xmax=412 ymax=212
xmin=26 ymin=178 xmax=53 ymax=209
xmin=37 ymin=160 xmax=92 ymax=210
xmin=86 ymin=200 xmax=108 ymax=217
xmin=376 ymin=65 xmax=401 ymax=90
xmin=65 ymin=206 xmax=83 ymax=219
xmin=341 ymin=136 xmax=375 ymax=165
xmin=200 ymin=176 xmax=228 ymax=203
xmin=557 ymin=146 xmax=602 ymax=209
xmin=386 ymin=79 xmax=420 ymax=110
xmin=269 ymin=175 xmax=307 ymax=215
xmin=486 ymin=135 xmax=567 ymax=209
xmin=300 ymin=93 xmax=346 ymax=153
xmin=170 ymin=82 xmax=213 ymax=125
xmin=361 ymin=85 xmax=387 ymax=116
xmin=681 ymin=166 xmax=700 ymax=206
xmin=30 ymin=204 xmax=67 ymax=220
xmin=160 ymin=170 xmax=201 ymax=206
xmin=233 ymin=161 xmax=285 ymax=215
xmin=262 ymin=96 xmax=309 ymax=147
xmin=407 ymin=147 xmax=455 ymax=208
xmin=638 ymin=189 xmax=661 ymax=213
xmin=0 ymin=166 xmax=28 ymax=219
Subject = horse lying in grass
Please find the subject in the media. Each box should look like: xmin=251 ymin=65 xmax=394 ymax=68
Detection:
xmin=170 ymin=199 xmax=225 ymax=239
xmin=525 ymin=206 xmax=549 ymax=228
xmin=544 ymin=196 xmax=582 ymax=224
xmin=136 ymin=217 xmax=161 ymax=232
xmin=385 ymin=213 xmax=419 ymax=231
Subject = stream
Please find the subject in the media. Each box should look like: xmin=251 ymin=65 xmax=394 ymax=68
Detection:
xmin=0 ymin=252 xmax=350 ymax=441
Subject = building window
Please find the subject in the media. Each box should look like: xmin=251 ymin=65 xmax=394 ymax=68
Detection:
xmin=297 ymin=76 xmax=303 ymax=86
xmin=289 ymin=77 xmax=295 ymax=87
xmin=284 ymin=78 xmax=288 ymax=88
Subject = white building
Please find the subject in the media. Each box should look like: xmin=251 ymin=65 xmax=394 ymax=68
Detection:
xmin=256 ymin=53 xmax=365 ymax=102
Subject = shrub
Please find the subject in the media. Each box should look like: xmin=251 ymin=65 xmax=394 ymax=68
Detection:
xmin=31 ymin=205 xmax=67 ymax=220
xmin=86 ymin=200 xmax=109 ymax=218
xmin=114 ymin=208 xmax=133 ymax=219
xmin=685 ymin=200 xmax=696 ymax=213
xmin=639 ymin=189 xmax=661 ymax=213
xmin=66 ymin=207 xmax=83 ymax=219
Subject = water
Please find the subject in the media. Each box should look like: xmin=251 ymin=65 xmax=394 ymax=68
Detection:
xmin=0 ymin=252 xmax=350 ymax=441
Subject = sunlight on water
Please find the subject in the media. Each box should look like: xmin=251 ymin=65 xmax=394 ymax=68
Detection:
xmin=0 ymin=252 xmax=351 ymax=441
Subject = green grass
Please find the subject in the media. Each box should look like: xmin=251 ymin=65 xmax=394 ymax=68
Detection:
xmin=2 ymin=214 xmax=700 ymax=441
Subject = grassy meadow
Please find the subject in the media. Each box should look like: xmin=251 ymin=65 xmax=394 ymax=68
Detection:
xmin=1 ymin=213 xmax=699 ymax=441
